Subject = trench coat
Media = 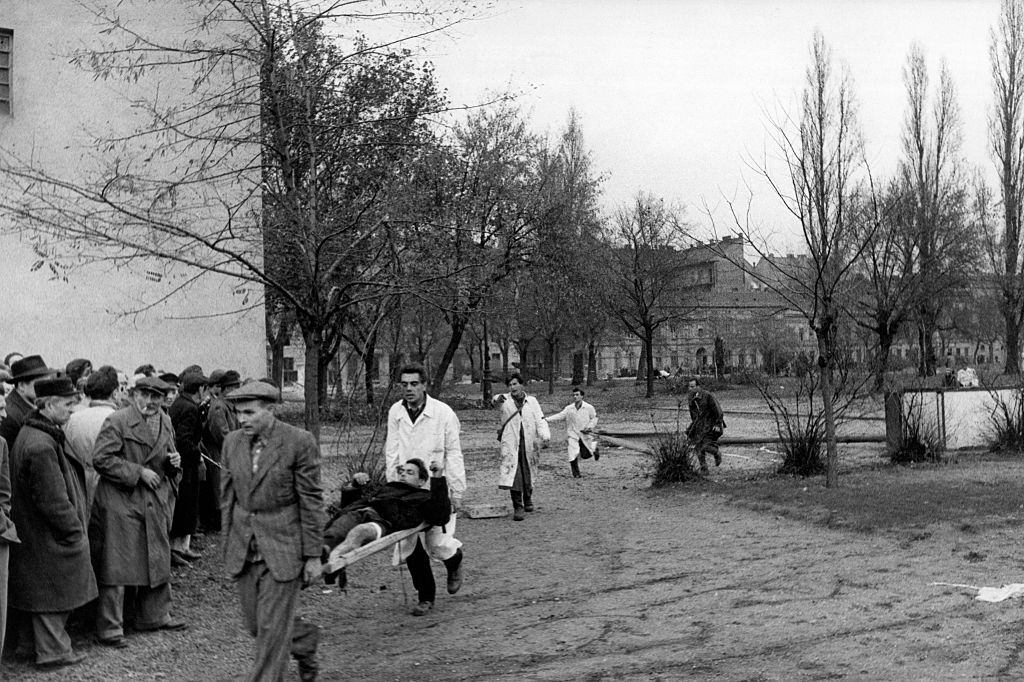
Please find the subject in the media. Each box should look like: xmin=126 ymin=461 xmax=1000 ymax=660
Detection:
xmin=90 ymin=404 xmax=179 ymax=587
xmin=9 ymin=415 xmax=97 ymax=612
xmin=221 ymin=418 xmax=324 ymax=582
xmin=494 ymin=393 xmax=550 ymax=489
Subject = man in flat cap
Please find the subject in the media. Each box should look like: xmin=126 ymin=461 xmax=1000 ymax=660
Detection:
xmin=222 ymin=381 xmax=323 ymax=682
xmin=9 ymin=376 xmax=96 ymax=668
xmin=169 ymin=371 xmax=209 ymax=565
xmin=1 ymin=355 xmax=56 ymax=449
xmin=199 ymin=369 xmax=241 ymax=533
xmin=90 ymin=376 xmax=187 ymax=648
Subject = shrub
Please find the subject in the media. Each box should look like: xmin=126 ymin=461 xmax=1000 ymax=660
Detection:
xmin=988 ymin=388 xmax=1024 ymax=453
xmin=645 ymin=432 xmax=704 ymax=486
xmin=890 ymin=393 xmax=944 ymax=464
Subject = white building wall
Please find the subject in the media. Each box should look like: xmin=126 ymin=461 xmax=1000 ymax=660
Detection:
xmin=0 ymin=1 xmax=264 ymax=376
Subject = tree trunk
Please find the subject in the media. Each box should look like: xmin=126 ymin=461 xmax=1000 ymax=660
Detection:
xmin=644 ymin=331 xmax=655 ymax=399
xmin=316 ymin=353 xmax=331 ymax=408
xmin=818 ymin=329 xmax=838 ymax=489
xmin=482 ymin=320 xmax=493 ymax=404
xmin=572 ymin=350 xmax=585 ymax=386
xmin=300 ymin=327 xmax=322 ymax=441
xmin=586 ymin=339 xmax=598 ymax=386
xmin=362 ymin=332 xmax=377 ymax=406
xmin=872 ymin=327 xmax=894 ymax=392
xmin=431 ymin=314 xmax=467 ymax=393
xmin=546 ymin=337 xmax=557 ymax=395
xmin=1006 ymin=314 xmax=1021 ymax=375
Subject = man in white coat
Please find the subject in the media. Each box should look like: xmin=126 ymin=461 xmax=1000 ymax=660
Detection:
xmin=545 ymin=386 xmax=598 ymax=478
xmin=493 ymin=373 xmax=550 ymax=521
xmin=384 ymin=364 xmax=465 ymax=617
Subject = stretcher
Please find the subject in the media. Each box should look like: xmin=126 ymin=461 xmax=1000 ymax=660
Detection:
xmin=322 ymin=522 xmax=428 ymax=573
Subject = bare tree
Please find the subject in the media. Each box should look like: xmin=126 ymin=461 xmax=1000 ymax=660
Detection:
xmin=0 ymin=1 xmax=463 ymax=438
xmin=990 ymin=0 xmax=1024 ymax=375
xmin=605 ymin=193 xmax=696 ymax=399
xmin=721 ymin=31 xmax=868 ymax=488
xmin=899 ymin=45 xmax=975 ymax=377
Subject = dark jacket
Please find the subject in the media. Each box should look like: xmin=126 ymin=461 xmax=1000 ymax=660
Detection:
xmin=203 ymin=395 xmax=237 ymax=459
xmin=169 ymin=393 xmax=203 ymax=467
xmin=0 ymin=439 xmax=19 ymax=546
xmin=687 ymin=388 xmax=725 ymax=440
xmin=221 ymin=419 xmax=324 ymax=582
xmin=9 ymin=414 xmax=97 ymax=611
xmin=0 ymin=389 xmax=34 ymax=450
xmin=324 ymin=477 xmax=451 ymax=547
xmin=90 ymin=404 xmax=180 ymax=587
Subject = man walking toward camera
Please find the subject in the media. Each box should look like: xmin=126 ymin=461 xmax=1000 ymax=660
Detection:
xmin=686 ymin=377 xmax=725 ymax=475
xmin=222 ymin=381 xmax=323 ymax=681
xmin=494 ymin=373 xmax=550 ymax=520
xmin=384 ymin=363 xmax=465 ymax=617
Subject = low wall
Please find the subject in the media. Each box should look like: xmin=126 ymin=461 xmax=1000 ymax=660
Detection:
xmin=900 ymin=387 xmax=1020 ymax=450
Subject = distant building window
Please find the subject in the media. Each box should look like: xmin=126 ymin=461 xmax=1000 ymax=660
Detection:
xmin=0 ymin=29 xmax=11 ymax=115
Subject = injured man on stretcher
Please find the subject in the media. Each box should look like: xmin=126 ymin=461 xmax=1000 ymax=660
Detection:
xmin=322 ymin=458 xmax=451 ymax=586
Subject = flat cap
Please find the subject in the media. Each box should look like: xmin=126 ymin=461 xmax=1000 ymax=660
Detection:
xmin=223 ymin=380 xmax=280 ymax=403
xmin=134 ymin=376 xmax=171 ymax=396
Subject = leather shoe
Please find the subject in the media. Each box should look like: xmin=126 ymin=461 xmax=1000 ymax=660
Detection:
xmin=171 ymin=551 xmax=192 ymax=567
xmin=175 ymin=547 xmax=201 ymax=560
xmin=524 ymin=502 xmax=535 ymax=512
xmin=97 ymin=636 xmax=129 ymax=649
xmin=411 ymin=600 xmax=433 ymax=616
xmin=446 ymin=562 xmax=463 ymax=595
xmin=138 ymin=618 xmax=188 ymax=632
xmin=36 ymin=651 xmax=86 ymax=668
xmin=513 ymin=508 xmax=525 ymax=521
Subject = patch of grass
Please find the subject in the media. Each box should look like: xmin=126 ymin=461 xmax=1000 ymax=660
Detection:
xmin=720 ymin=453 xmax=1024 ymax=532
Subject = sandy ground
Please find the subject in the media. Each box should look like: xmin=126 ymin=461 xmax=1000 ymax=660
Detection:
xmin=7 ymin=387 xmax=1024 ymax=680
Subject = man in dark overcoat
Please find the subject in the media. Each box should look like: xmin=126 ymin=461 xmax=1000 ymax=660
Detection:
xmin=199 ymin=369 xmax=240 ymax=532
xmin=0 ymin=355 xmax=56 ymax=449
xmin=9 ymin=376 xmax=96 ymax=668
xmin=90 ymin=376 xmax=187 ymax=647
xmin=222 ymin=381 xmax=323 ymax=682
xmin=0 ymin=436 xmax=18 ymax=661
xmin=169 ymin=370 xmax=208 ymax=564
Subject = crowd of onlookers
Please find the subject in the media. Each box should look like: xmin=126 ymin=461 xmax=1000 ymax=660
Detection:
xmin=0 ymin=351 xmax=249 ymax=669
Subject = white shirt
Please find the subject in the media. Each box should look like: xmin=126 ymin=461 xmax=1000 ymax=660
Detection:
xmin=384 ymin=395 xmax=466 ymax=499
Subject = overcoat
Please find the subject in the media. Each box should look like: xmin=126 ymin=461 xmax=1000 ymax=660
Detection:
xmin=221 ymin=419 xmax=324 ymax=582
xmin=0 ymin=389 xmax=34 ymax=449
xmin=89 ymin=404 xmax=179 ymax=587
xmin=9 ymin=415 xmax=97 ymax=611
xmin=494 ymin=393 xmax=550 ymax=489
xmin=169 ymin=393 xmax=203 ymax=537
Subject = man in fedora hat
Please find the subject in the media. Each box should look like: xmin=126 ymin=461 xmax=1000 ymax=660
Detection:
xmin=90 ymin=376 xmax=187 ymax=648
xmin=9 ymin=376 xmax=96 ymax=668
xmin=221 ymin=381 xmax=322 ymax=682
xmin=1 ymin=355 xmax=56 ymax=449
xmin=199 ymin=369 xmax=241 ymax=533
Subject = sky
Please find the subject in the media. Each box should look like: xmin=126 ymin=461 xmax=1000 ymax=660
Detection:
xmin=418 ymin=0 xmax=1001 ymax=253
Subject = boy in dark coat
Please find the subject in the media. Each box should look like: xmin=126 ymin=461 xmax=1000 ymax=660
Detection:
xmin=9 ymin=376 xmax=97 ymax=668
xmin=323 ymin=458 xmax=450 ymax=584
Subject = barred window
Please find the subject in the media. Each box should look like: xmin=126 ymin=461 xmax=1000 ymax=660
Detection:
xmin=0 ymin=30 xmax=10 ymax=115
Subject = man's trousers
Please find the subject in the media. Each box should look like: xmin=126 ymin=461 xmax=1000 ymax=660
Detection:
xmin=237 ymin=559 xmax=318 ymax=682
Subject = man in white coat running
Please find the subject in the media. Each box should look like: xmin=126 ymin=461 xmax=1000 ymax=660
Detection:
xmin=384 ymin=364 xmax=465 ymax=617
xmin=545 ymin=386 xmax=598 ymax=478
xmin=493 ymin=373 xmax=550 ymax=521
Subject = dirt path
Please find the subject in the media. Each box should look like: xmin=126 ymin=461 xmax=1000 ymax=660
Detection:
xmin=310 ymin=445 xmax=1024 ymax=681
